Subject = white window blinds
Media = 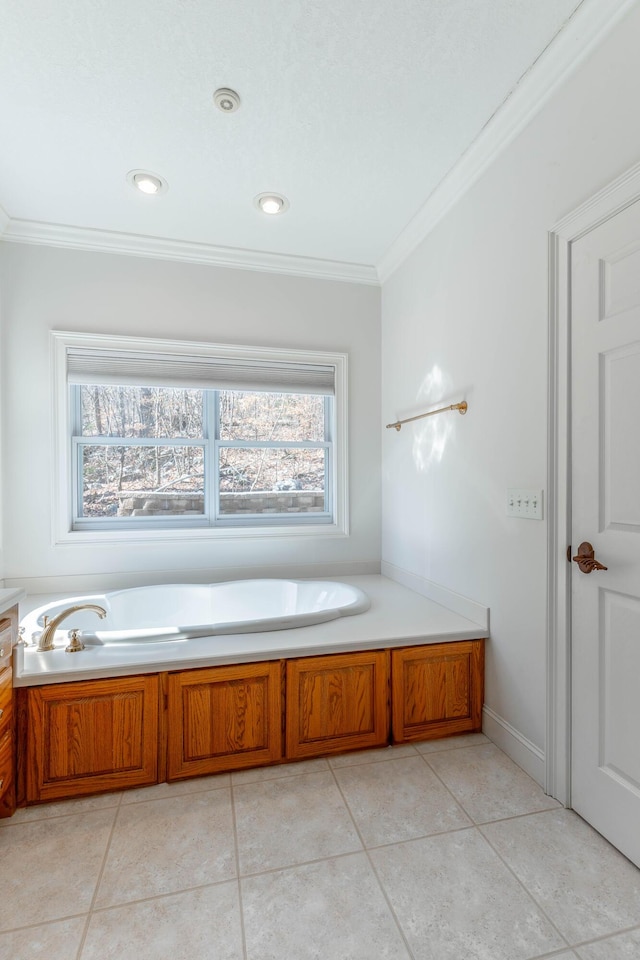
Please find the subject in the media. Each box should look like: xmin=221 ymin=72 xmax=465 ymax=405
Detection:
xmin=66 ymin=347 xmax=336 ymax=396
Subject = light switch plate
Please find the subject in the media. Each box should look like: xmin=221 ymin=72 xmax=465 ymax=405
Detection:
xmin=507 ymin=488 xmax=543 ymax=520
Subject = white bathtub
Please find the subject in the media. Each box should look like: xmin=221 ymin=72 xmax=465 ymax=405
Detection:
xmin=21 ymin=579 xmax=370 ymax=646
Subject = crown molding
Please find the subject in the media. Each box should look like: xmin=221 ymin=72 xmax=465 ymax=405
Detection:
xmin=377 ymin=0 xmax=639 ymax=283
xmin=552 ymin=157 xmax=640 ymax=240
xmin=1 ymin=218 xmax=379 ymax=285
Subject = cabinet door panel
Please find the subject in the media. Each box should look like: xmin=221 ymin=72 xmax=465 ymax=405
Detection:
xmin=392 ymin=641 xmax=484 ymax=743
xmin=167 ymin=661 xmax=282 ymax=779
xmin=27 ymin=675 xmax=159 ymax=802
xmin=286 ymin=650 xmax=389 ymax=759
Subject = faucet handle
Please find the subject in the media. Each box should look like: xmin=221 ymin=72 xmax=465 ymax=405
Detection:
xmin=65 ymin=629 xmax=85 ymax=654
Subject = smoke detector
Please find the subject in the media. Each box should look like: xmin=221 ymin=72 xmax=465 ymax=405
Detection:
xmin=213 ymin=88 xmax=241 ymax=113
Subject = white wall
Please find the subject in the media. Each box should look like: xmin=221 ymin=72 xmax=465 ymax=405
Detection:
xmin=0 ymin=244 xmax=381 ymax=590
xmin=381 ymin=4 xmax=640 ymax=770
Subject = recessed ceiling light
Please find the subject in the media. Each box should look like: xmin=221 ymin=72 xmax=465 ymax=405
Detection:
xmin=213 ymin=88 xmax=241 ymax=113
xmin=126 ymin=170 xmax=168 ymax=195
xmin=254 ymin=193 xmax=289 ymax=215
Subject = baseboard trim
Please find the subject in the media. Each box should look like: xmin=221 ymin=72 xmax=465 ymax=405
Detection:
xmin=381 ymin=561 xmax=489 ymax=631
xmin=6 ymin=559 xmax=381 ymax=596
xmin=483 ymin=705 xmax=546 ymax=788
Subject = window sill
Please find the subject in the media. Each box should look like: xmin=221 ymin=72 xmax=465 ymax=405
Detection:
xmin=54 ymin=522 xmax=349 ymax=546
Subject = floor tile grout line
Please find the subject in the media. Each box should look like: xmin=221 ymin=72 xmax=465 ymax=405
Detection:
xmin=75 ymin=793 xmax=124 ymax=960
xmin=472 ymin=804 xmax=566 ymax=828
xmin=230 ymin=757 xmax=331 ymax=787
xmin=234 ymin=829 xmax=478 ymax=882
xmin=414 ymin=747 xmax=481 ymax=824
xmin=33 ymin=782 xmax=375 ymax=912
xmin=362 ymin=849 xmax=417 ymax=960
xmin=416 ymin=745 xmax=560 ymax=826
xmin=119 ymin=779 xmax=231 ymax=804
xmin=110 ymin=739 xmax=488 ymax=797
xmin=356 ymin=822 xmax=478 ymax=854
xmin=0 ymin=912 xmax=91 ymax=937
xmin=229 ymin=780 xmax=249 ymax=960
xmin=118 ymin=780 xmax=233 ymax=807
xmin=560 ymin=920 xmax=640 ymax=952
xmin=227 ymin=742 xmax=485 ymax=785
xmin=523 ymin=948 xmax=580 ymax=959
xmin=412 ymin=735 xmax=491 ymax=757
xmin=62 ymin=876 xmax=250 ymax=918
xmin=326 ymin=762 xmax=417 ymax=960
xmin=326 ymin=744 xmax=419 ymax=769
xmin=0 ymin=797 xmax=124 ymax=828
xmin=476 ymin=821 xmax=571 ymax=951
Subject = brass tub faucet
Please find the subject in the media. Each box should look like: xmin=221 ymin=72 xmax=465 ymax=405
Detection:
xmin=36 ymin=604 xmax=107 ymax=652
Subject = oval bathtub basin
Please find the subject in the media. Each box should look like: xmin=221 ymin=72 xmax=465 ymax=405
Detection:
xmin=24 ymin=580 xmax=370 ymax=645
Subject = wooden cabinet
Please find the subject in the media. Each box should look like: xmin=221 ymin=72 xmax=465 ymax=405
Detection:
xmin=167 ymin=661 xmax=282 ymax=779
xmin=391 ymin=640 xmax=484 ymax=743
xmin=26 ymin=674 xmax=160 ymax=802
xmin=286 ymin=650 xmax=389 ymax=759
xmin=0 ymin=611 xmax=17 ymax=818
xmin=17 ymin=636 xmax=485 ymax=808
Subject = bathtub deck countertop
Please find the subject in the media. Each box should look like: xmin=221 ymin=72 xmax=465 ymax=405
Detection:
xmin=0 ymin=588 xmax=26 ymax=618
xmin=14 ymin=576 xmax=488 ymax=687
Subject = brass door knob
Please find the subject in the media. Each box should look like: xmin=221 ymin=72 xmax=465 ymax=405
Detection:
xmin=572 ymin=541 xmax=608 ymax=574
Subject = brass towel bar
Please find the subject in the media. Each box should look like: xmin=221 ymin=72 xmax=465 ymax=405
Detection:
xmin=386 ymin=401 xmax=468 ymax=432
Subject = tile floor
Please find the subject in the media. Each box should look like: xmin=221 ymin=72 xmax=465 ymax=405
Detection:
xmin=1 ymin=733 xmax=639 ymax=959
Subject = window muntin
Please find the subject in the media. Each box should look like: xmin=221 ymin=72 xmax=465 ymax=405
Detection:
xmin=71 ymin=384 xmax=332 ymax=529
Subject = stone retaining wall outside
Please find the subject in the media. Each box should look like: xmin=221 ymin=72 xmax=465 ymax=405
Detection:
xmin=117 ymin=491 xmax=325 ymax=516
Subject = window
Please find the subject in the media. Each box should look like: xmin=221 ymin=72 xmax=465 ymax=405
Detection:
xmin=53 ymin=333 xmax=348 ymax=540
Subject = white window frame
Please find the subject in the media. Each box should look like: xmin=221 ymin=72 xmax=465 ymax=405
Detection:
xmin=52 ymin=331 xmax=349 ymax=544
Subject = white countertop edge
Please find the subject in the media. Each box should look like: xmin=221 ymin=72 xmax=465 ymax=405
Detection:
xmin=14 ymin=575 xmax=488 ymax=687
xmin=14 ymin=627 xmax=484 ymax=686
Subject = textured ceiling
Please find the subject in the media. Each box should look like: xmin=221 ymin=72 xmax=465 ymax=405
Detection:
xmin=0 ymin=0 xmax=583 ymax=273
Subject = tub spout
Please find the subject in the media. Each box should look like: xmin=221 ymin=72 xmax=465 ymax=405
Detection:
xmin=37 ymin=604 xmax=107 ymax=652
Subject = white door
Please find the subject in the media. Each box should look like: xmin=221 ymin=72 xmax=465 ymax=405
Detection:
xmin=571 ymin=197 xmax=640 ymax=868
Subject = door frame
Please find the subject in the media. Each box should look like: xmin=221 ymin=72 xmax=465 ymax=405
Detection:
xmin=546 ymin=159 xmax=640 ymax=805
